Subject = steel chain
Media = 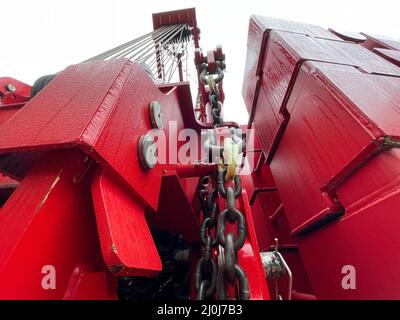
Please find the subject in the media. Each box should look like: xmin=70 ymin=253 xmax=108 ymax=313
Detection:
xmin=195 ymin=60 xmax=249 ymax=300
xmin=195 ymin=176 xmax=219 ymax=299
xmin=216 ymin=172 xmax=250 ymax=300
xmin=200 ymin=62 xmax=224 ymax=127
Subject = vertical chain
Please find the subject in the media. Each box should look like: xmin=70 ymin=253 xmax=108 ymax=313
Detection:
xmin=195 ymin=58 xmax=250 ymax=300
xmin=195 ymin=177 xmax=218 ymax=299
xmin=216 ymin=170 xmax=250 ymax=300
xmin=199 ymin=61 xmax=224 ymax=127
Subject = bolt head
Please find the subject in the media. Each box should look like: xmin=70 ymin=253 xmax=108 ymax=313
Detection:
xmin=6 ymin=83 xmax=16 ymax=92
xmin=149 ymin=101 xmax=164 ymax=129
xmin=138 ymin=133 xmax=157 ymax=169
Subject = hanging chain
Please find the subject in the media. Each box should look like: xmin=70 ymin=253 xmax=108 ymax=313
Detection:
xmin=195 ymin=177 xmax=219 ymax=299
xmin=195 ymin=60 xmax=250 ymax=300
xmin=200 ymin=62 xmax=225 ymax=127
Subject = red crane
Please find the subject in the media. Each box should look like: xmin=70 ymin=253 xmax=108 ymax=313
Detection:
xmin=0 ymin=7 xmax=399 ymax=300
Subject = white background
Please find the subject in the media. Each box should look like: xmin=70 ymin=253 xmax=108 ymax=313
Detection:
xmin=1 ymin=0 xmax=399 ymax=124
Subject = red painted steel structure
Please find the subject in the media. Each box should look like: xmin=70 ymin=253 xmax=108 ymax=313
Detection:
xmin=0 ymin=7 xmax=399 ymax=300
xmin=243 ymin=15 xmax=400 ymax=299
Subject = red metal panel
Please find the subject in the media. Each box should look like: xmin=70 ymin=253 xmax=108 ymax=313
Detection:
xmin=270 ymin=31 xmax=400 ymax=75
xmin=150 ymin=171 xmax=200 ymax=243
xmin=0 ymin=149 xmax=111 ymax=299
xmin=249 ymin=30 xmax=400 ymax=162
xmin=270 ymin=61 xmax=400 ymax=234
xmin=361 ymin=32 xmax=400 ymax=51
xmin=242 ymin=130 xmax=314 ymax=297
xmin=241 ymin=161 xmax=280 ymax=249
xmin=152 ymin=7 xmax=197 ymax=30
xmin=328 ymin=28 xmax=367 ymax=43
xmin=336 ymin=147 xmax=400 ymax=216
xmin=298 ymin=184 xmax=400 ymax=299
xmin=233 ymin=190 xmax=270 ymax=299
xmin=0 ymin=103 xmax=24 ymax=126
xmin=373 ymin=48 xmax=400 ymax=67
xmin=0 ymin=59 xmax=190 ymax=211
xmin=316 ymin=63 xmax=400 ymax=137
xmin=242 ymin=15 xmax=341 ymax=116
xmin=241 ymin=14 xmax=400 ymax=300
xmin=91 ymin=169 xmax=162 ymax=276
xmin=63 ymin=264 xmax=117 ymax=300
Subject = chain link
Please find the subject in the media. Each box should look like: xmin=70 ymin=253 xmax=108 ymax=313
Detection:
xmin=195 ymin=60 xmax=249 ymax=299
xmin=216 ymin=173 xmax=250 ymax=300
xmin=196 ymin=176 xmax=218 ymax=299
xmin=200 ymin=62 xmax=224 ymax=127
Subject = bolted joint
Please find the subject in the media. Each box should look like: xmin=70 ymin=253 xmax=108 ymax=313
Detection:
xmin=149 ymin=100 xmax=164 ymax=129
xmin=138 ymin=132 xmax=157 ymax=169
xmin=6 ymin=83 xmax=16 ymax=93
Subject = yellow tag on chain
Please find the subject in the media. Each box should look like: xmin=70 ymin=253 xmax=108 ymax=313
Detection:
xmin=207 ymin=75 xmax=217 ymax=94
xmin=223 ymin=137 xmax=239 ymax=182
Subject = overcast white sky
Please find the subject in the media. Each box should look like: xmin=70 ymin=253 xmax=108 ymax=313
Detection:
xmin=1 ymin=0 xmax=399 ymax=124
